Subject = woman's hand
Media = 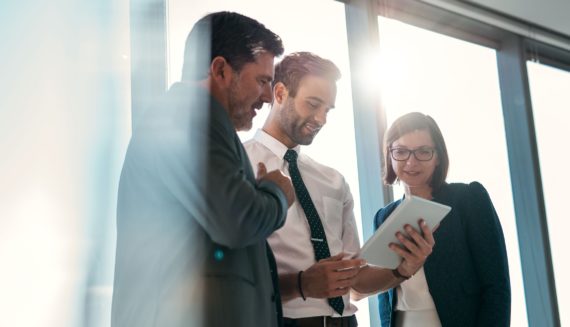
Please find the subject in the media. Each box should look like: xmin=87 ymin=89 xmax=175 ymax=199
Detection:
xmin=390 ymin=219 xmax=435 ymax=278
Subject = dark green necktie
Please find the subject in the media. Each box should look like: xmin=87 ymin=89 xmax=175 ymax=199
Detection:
xmin=283 ymin=149 xmax=344 ymax=315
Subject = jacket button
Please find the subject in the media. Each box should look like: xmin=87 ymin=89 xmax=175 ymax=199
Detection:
xmin=214 ymin=249 xmax=224 ymax=261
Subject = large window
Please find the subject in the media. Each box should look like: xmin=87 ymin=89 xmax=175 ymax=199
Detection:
xmin=528 ymin=61 xmax=570 ymax=326
xmin=167 ymin=0 xmax=368 ymax=324
xmin=374 ymin=16 xmax=528 ymax=326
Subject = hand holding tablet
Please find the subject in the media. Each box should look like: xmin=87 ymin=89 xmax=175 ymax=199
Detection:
xmin=359 ymin=196 xmax=451 ymax=269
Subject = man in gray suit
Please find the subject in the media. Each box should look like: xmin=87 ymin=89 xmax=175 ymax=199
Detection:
xmin=111 ymin=12 xmax=294 ymax=327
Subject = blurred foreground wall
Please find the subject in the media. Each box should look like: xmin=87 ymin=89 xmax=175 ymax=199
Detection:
xmin=0 ymin=1 xmax=131 ymax=326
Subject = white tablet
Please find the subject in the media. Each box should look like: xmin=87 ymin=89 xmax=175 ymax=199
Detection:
xmin=359 ymin=196 xmax=451 ymax=269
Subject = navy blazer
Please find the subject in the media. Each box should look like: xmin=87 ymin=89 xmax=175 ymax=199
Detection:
xmin=374 ymin=182 xmax=510 ymax=327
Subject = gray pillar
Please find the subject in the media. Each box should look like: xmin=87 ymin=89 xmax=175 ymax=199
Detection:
xmin=130 ymin=0 xmax=167 ymax=128
xmin=496 ymin=35 xmax=560 ymax=327
xmin=344 ymin=1 xmax=392 ymax=326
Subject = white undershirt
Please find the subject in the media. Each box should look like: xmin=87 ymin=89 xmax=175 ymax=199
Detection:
xmin=395 ymin=267 xmax=437 ymax=311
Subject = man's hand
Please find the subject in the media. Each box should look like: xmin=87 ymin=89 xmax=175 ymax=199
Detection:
xmin=257 ymin=162 xmax=295 ymax=207
xmin=390 ymin=219 xmax=435 ymax=278
xmin=301 ymin=253 xmax=366 ymax=298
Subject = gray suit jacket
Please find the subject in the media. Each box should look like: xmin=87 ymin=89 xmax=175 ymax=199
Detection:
xmin=111 ymin=82 xmax=287 ymax=327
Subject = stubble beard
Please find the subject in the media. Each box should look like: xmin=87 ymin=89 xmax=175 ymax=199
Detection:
xmin=227 ymin=79 xmax=252 ymax=131
xmin=280 ymin=99 xmax=316 ymax=146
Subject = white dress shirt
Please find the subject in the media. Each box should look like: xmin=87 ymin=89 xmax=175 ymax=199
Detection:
xmin=243 ymin=130 xmax=360 ymax=319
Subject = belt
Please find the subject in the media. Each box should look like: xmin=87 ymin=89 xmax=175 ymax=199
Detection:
xmin=283 ymin=315 xmax=357 ymax=327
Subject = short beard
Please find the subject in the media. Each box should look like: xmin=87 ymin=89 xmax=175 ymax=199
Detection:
xmin=227 ymin=77 xmax=251 ymax=131
xmin=279 ymin=98 xmax=316 ymax=146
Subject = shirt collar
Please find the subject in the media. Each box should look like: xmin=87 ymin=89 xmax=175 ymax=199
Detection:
xmin=254 ymin=129 xmax=301 ymax=160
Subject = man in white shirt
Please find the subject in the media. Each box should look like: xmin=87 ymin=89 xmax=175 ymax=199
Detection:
xmin=244 ymin=52 xmax=435 ymax=327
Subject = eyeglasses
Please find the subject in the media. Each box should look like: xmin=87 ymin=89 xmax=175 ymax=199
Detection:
xmin=389 ymin=147 xmax=436 ymax=161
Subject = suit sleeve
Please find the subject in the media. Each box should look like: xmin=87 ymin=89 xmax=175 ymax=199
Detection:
xmin=464 ymin=182 xmax=511 ymax=326
xmin=156 ymin=103 xmax=287 ymax=249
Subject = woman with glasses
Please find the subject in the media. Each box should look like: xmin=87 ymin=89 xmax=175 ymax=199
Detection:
xmin=374 ymin=112 xmax=511 ymax=327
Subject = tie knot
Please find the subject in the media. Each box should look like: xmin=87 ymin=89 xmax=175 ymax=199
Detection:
xmin=284 ymin=149 xmax=298 ymax=164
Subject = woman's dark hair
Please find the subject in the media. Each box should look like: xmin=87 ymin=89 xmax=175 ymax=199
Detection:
xmin=384 ymin=112 xmax=449 ymax=191
xmin=181 ymin=11 xmax=284 ymax=81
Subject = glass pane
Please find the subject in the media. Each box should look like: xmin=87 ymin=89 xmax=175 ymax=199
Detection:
xmin=375 ymin=16 xmax=528 ymax=326
xmin=167 ymin=0 xmax=368 ymax=325
xmin=0 ymin=2 xmax=131 ymax=327
xmin=528 ymin=61 xmax=570 ymax=326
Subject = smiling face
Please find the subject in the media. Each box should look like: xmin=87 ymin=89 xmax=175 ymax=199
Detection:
xmin=276 ymin=75 xmax=337 ymax=147
xmin=226 ymin=52 xmax=275 ymax=131
xmin=390 ymin=129 xmax=439 ymax=192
